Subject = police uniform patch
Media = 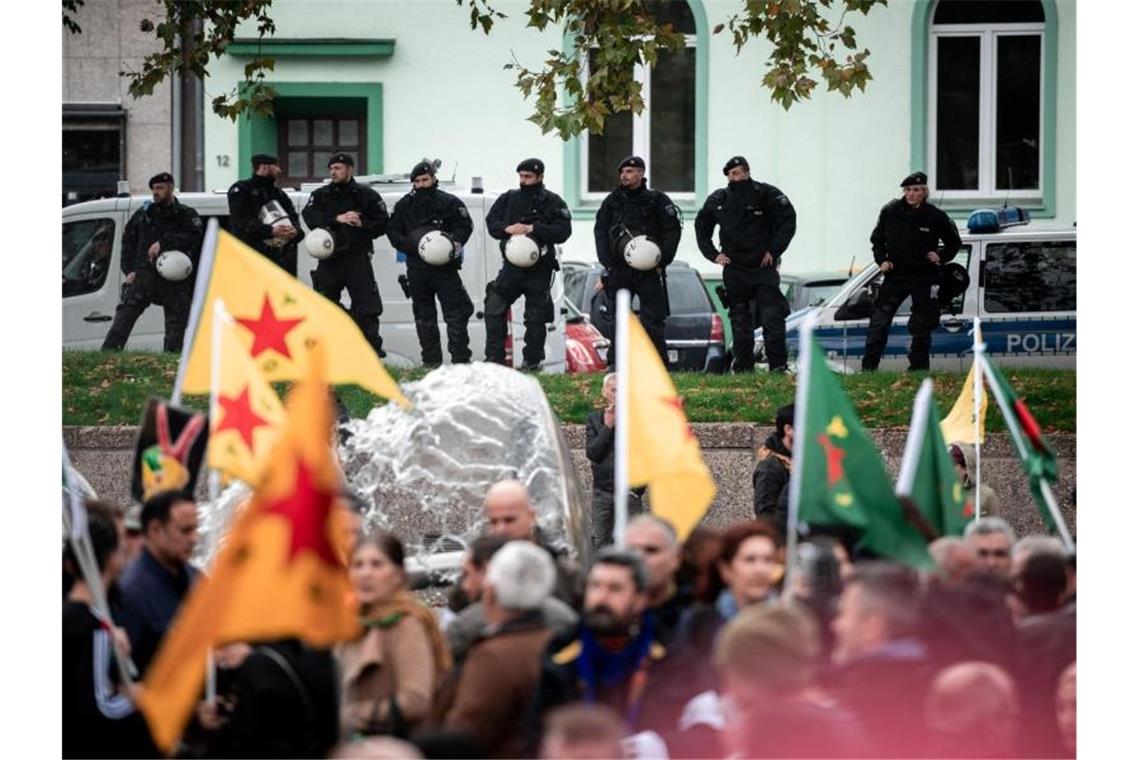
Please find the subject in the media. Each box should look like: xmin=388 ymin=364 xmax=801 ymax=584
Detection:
xmin=778 ymin=195 xmax=790 ymax=206
xmin=458 ymin=206 xmax=469 ymax=219
xmin=560 ymin=207 xmax=571 ymax=219
xmin=229 ymin=186 xmax=241 ymax=194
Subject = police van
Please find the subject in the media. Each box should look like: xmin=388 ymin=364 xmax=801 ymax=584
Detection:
xmin=758 ymin=209 xmax=1076 ymax=371
xmin=61 ymin=176 xmax=567 ymax=372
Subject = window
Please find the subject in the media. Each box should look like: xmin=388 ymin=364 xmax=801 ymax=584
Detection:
xmin=63 ymin=219 xmax=116 ymax=297
xmin=983 ymin=240 xmax=1075 ymax=313
xmin=278 ymin=115 xmax=366 ymax=186
xmin=63 ymin=105 xmax=125 ymax=206
xmin=929 ymin=1 xmax=1044 ymax=197
xmin=583 ymin=0 xmax=697 ymax=197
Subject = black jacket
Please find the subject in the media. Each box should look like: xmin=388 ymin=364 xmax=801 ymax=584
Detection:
xmin=387 ymin=183 xmax=473 ymax=271
xmin=226 ymin=174 xmax=301 ymax=257
xmin=753 ymin=432 xmax=792 ymax=525
xmin=120 ymin=198 xmax=203 ymax=281
xmin=870 ymin=198 xmax=962 ymax=273
xmin=301 ymin=178 xmax=389 ymax=258
xmin=594 ymin=181 xmax=682 ymax=270
xmin=585 ymin=409 xmax=615 ymax=492
xmin=486 ymin=182 xmax=572 ymax=270
xmin=695 ymin=180 xmax=797 ymax=267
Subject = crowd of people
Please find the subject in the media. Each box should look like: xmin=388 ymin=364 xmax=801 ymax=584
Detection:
xmin=63 ymin=464 xmax=1076 ymax=759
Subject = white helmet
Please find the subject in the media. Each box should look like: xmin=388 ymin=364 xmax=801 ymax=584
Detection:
xmin=304 ymin=228 xmax=335 ymax=259
xmin=155 ymin=250 xmax=194 ymax=282
xmin=623 ymin=235 xmax=662 ymax=271
xmin=259 ymin=201 xmax=293 ymax=249
xmin=504 ymin=235 xmax=541 ymax=268
xmin=417 ymin=230 xmax=455 ymax=266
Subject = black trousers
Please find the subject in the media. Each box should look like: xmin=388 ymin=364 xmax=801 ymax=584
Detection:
xmin=724 ymin=263 xmax=790 ymax=371
xmin=484 ymin=265 xmax=553 ymax=366
xmin=101 ymin=278 xmax=191 ymax=353
xmin=407 ymin=265 xmax=474 ymax=365
xmin=312 ymin=253 xmax=385 ymax=357
xmin=591 ymin=488 xmax=646 ymax=551
xmin=605 ymin=268 xmax=669 ymax=366
xmin=862 ymin=271 xmax=940 ymax=370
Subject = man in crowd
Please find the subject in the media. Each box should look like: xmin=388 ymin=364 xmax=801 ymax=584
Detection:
xmin=964 ymin=516 xmax=1016 ymax=576
xmin=443 ymin=541 xmax=558 ymax=756
xmin=117 ymin=490 xmax=200 ymax=675
xmin=585 ymin=373 xmax=644 ymax=550
xmin=483 ymin=479 xmax=583 ymax=608
xmin=923 ymin=662 xmax=1020 ymax=759
xmin=826 ymin=562 xmax=935 ymax=758
xmin=484 ymin=158 xmax=572 ymax=371
xmin=226 ymin=153 xmax=301 ymax=275
xmin=387 ymin=159 xmax=475 ymax=366
xmin=593 ymin=156 xmax=682 ymax=364
xmin=539 ymin=704 xmax=626 ymax=760
xmin=695 ymin=155 xmax=797 ymax=373
xmin=623 ymin=515 xmax=690 ymax=645
xmin=927 ymin=536 xmax=978 ymax=585
xmin=101 ymin=172 xmax=203 ymax=352
xmin=862 ymin=171 xmax=962 ymax=372
xmin=302 ymin=152 xmax=389 ymax=358
xmin=752 ymin=403 xmax=794 ymax=528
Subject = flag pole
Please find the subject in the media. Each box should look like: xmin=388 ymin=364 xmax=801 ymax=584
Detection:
xmin=783 ymin=312 xmax=816 ymax=602
xmin=613 ymin=289 xmax=632 ymax=546
xmin=972 ymin=318 xmax=984 ymax=522
xmin=202 ymin=299 xmax=230 ymax=703
xmin=1038 ymin=481 xmax=1075 ymax=553
xmin=172 ymin=217 xmax=220 ymax=405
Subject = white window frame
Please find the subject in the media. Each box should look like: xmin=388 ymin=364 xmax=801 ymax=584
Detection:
xmin=579 ymin=34 xmax=698 ymax=202
xmin=927 ymin=22 xmax=1044 ymax=200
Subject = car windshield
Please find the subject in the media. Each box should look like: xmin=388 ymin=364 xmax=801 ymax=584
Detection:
xmin=800 ymin=280 xmax=845 ymax=307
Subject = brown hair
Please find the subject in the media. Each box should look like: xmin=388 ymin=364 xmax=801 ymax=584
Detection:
xmin=719 ymin=519 xmax=781 ymax=566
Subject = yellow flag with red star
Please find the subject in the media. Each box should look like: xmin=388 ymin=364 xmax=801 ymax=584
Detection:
xmin=206 ymin=307 xmax=286 ymax=485
xmin=176 ymin=226 xmax=409 ymax=407
xmin=626 ymin=314 xmax=715 ymax=541
xmin=137 ymin=345 xmax=362 ymax=752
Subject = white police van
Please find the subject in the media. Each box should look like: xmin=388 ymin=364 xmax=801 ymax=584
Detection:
xmin=759 ymin=208 xmax=1076 ymax=371
xmin=61 ymin=176 xmax=567 ymax=372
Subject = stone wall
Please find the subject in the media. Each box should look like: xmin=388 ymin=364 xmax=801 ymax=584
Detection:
xmin=64 ymin=424 xmax=1076 ymax=539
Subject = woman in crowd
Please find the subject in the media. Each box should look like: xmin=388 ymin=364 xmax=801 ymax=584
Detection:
xmin=336 ymin=531 xmax=451 ymax=739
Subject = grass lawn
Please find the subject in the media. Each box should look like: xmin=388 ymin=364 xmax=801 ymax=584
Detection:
xmin=62 ymin=351 xmax=1075 ymax=432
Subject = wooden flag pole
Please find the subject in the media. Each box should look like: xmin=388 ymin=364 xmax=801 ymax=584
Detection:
xmin=782 ymin=312 xmax=817 ymax=602
xmin=613 ymin=289 xmax=632 ymax=546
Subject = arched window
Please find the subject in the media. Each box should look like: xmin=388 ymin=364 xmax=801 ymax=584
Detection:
xmin=929 ymin=0 xmax=1045 ymax=196
xmin=582 ymin=0 xmax=699 ymax=197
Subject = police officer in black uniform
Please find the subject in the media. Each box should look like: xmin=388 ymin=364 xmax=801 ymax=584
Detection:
xmin=387 ymin=160 xmax=475 ymax=366
xmin=226 ymin=153 xmax=301 ymax=275
xmin=301 ymin=152 xmax=389 ymax=358
xmin=594 ymin=156 xmax=682 ymax=365
xmin=862 ymin=171 xmax=962 ymax=372
xmin=101 ymin=172 xmax=203 ymax=353
xmin=484 ymin=158 xmax=572 ymax=371
xmin=695 ymin=155 xmax=797 ymax=372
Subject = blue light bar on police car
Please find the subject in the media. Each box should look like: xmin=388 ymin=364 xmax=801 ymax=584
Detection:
xmin=967 ymin=207 xmax=1031 ymax=233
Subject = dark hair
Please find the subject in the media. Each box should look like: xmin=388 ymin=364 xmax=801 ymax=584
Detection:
xmin=775 ymin=403 xmax=796 ymax=439
xmin=592 ymin=547 xmax=648 ymax=592
xmin=63 ymin=500 xmax=122 ymax=575
xmin=678 ymin=526 xmax=723 ymax=604
xmin=1018 ymin=552 xmax=1067 ymax=613
xmin=948 ymin=443 xmax=967 ymax=469
xmin=848 ymin=561 xmax=921 ymax=637
xmin=140 ymin=490 xmax=194 ymax=531
xmin=469 ymin=534 xmax=510 ymax=569
xmin=353 ymin=530 xmax=406 ymax=570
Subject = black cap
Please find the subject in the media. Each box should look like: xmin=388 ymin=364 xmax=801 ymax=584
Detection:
xmin=723 ymin=155 xmax=750 ymax=175
xmin=516 ymin=157 xmax=545 ymax=175
xmin=251 ymin=153 xmax=279 ymax=167
xmin=775 ymin=403 xmax=795 ymax=437
xmin=619 ymin=155 xmax=646 ymax=171
xmin=148 ymin=172 xmax=174 ymax=188
xmin=328 ymin=152 xmax=355 ymax=168
xmin=411 ymin=161 xmax=436 ymax=179
xmin=900 ymin=171 xmax=928 ymax=187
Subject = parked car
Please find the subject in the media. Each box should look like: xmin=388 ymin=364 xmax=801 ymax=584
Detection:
xmin=562 ymin=261 xmax=726 ymax=373
xmin=753 ymin=212 xmax=1077 ymax=371
xmin=563 ymin=297 xmax=609 ymax=373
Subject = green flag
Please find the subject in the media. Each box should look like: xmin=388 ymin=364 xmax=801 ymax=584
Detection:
xmin=977 ymin=352 xmax=1061 ymax=534
xmin=897 ymin=379 xmax=972 ymax=536
xmin=789 ymin=334 xmax=933 ymax=568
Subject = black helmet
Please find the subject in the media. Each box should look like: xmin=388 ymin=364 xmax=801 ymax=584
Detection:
xmin=938 ymin=262 xmax=970 ymax=306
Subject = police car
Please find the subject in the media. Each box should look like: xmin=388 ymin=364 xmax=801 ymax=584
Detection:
xmin=62 ymin=176 xmax=568 ymax=372
xmin=755 ymin=208 xmax=1076 ymax=371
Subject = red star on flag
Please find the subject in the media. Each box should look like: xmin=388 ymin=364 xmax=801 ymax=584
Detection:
xmin=263 ymin=458 xmax=340 ymax=568
xmin=236 ymin=296 xmax=305 ymax=359
xmin=817 ymin=433 xmax=847 ymax=487
xmin=215 ymin=386 xmax=271 ymax=451
xmin=661 ymin=396 xmax=697 ymax=440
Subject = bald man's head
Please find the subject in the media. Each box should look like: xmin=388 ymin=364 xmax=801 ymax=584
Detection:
xmin=925 ymin=662 xmax=1019 ymax=758
xmin=483 ymin=480 xmax=538 ymax=541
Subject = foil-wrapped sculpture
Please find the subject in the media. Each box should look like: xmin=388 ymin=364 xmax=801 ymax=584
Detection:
xmin=193 ymin=363 xmax=588 ymax=575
